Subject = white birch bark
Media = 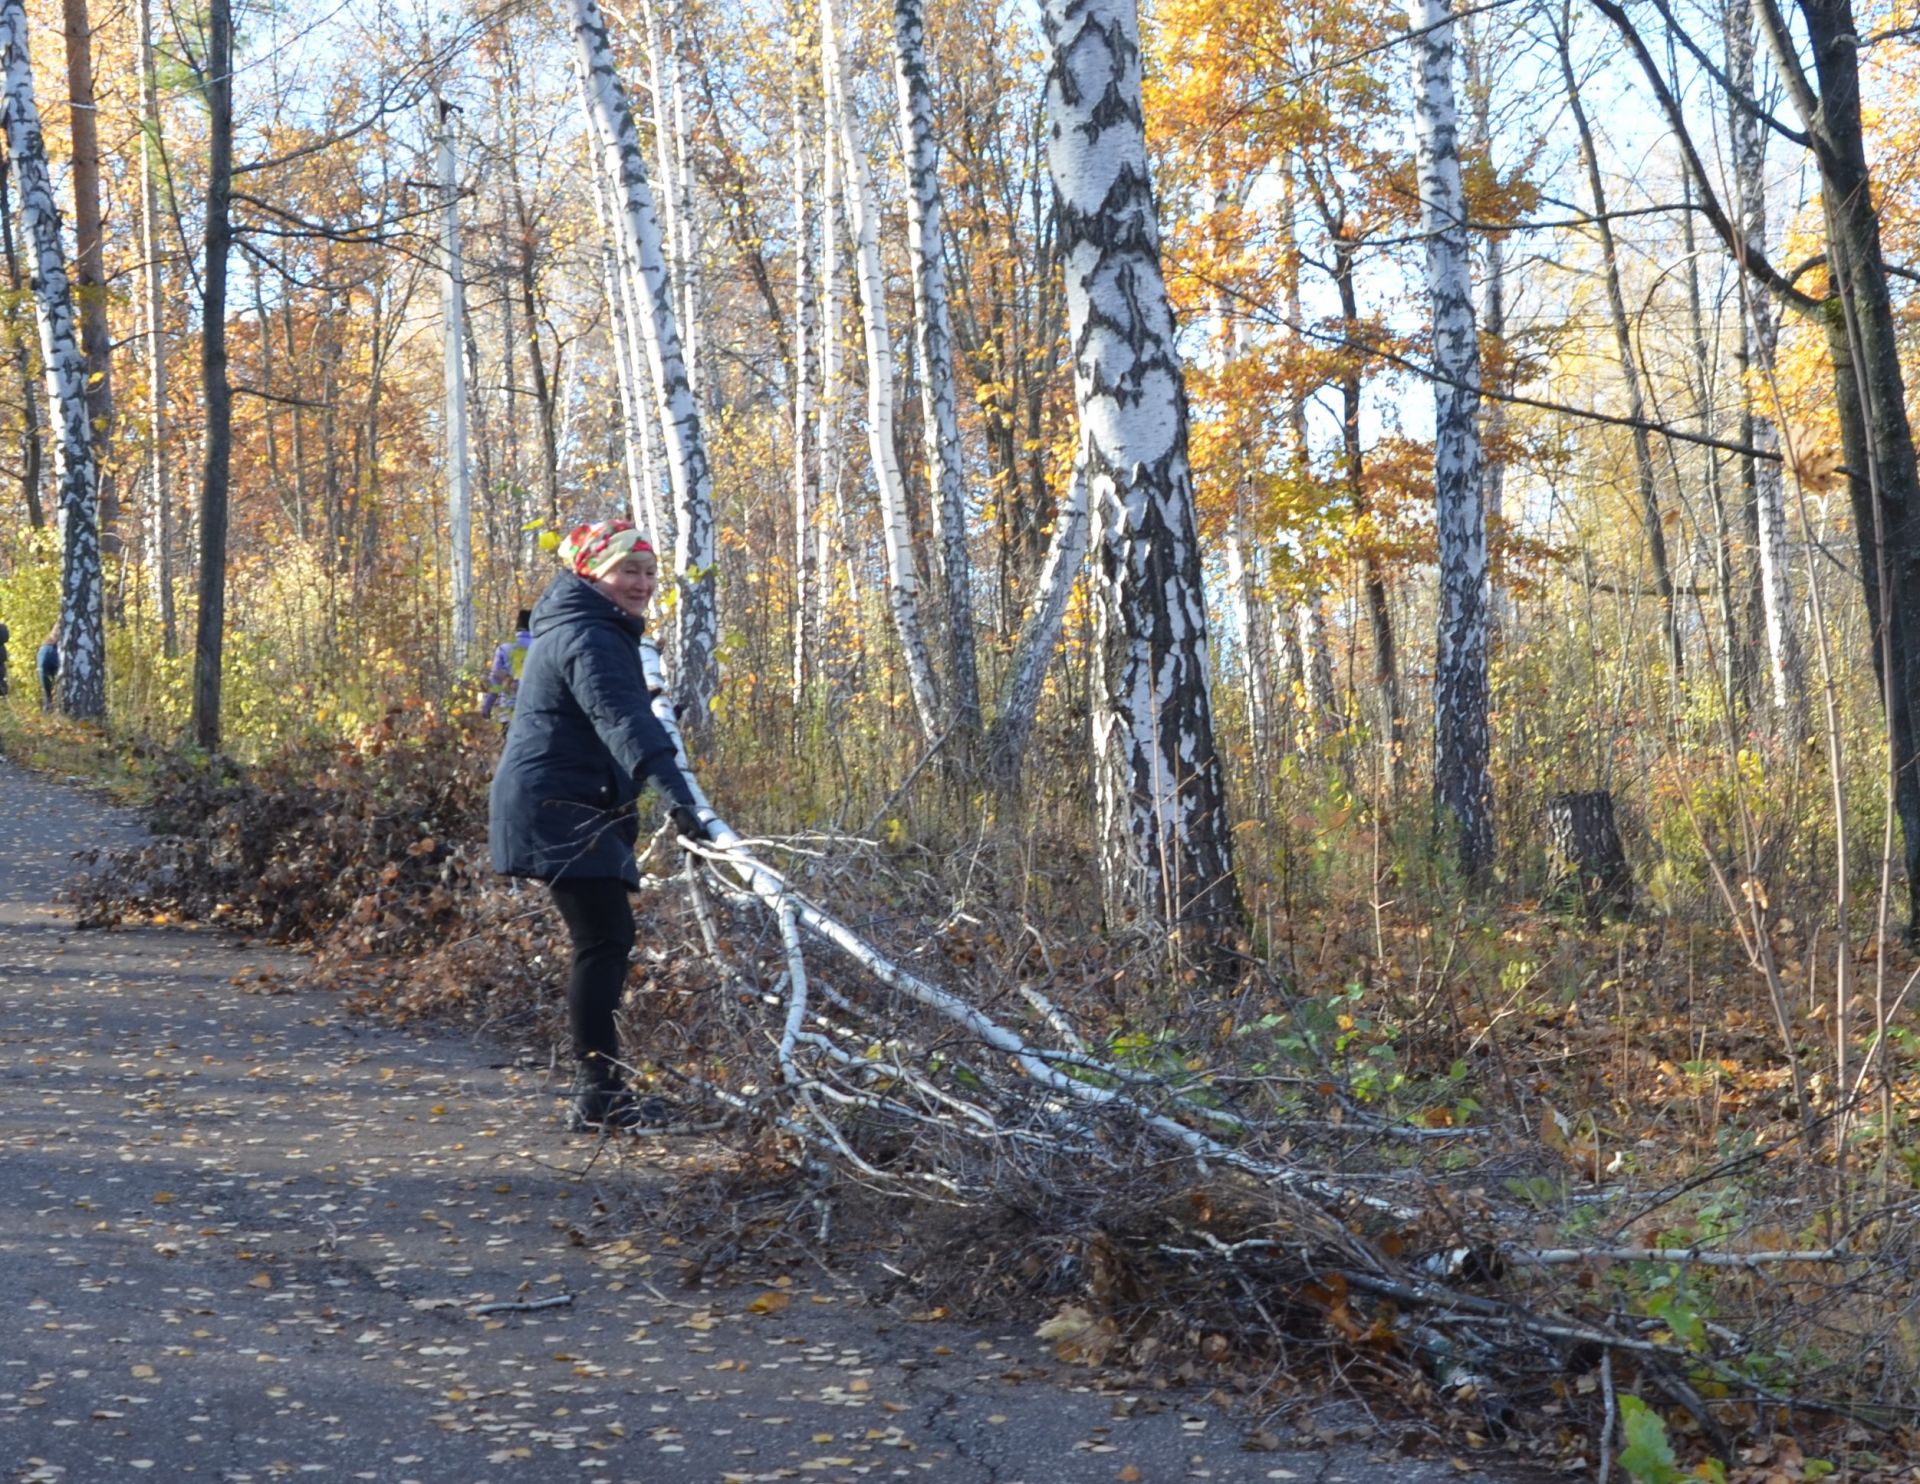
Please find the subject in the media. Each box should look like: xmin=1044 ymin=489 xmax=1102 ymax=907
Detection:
xmin=791 ymin=50 xmax=817 ymax=704
xmin=602 ymin=243 xmax=653 ymax=536
xmin=437 ymin=99 xmax=475 ymax=666
xmin=0 ymin=0 xmax=102 ymax=718
xmin=816 ymin=70 xmax=845 ymax=643
xmin=1412 ymin=0 xmax=1493 ymax=877
xmin=1462 ymin=18 xmax=1507 ymax=635
xmin=570 ymin=0 xmax=717 ymax=730
xmin=137 ymin=0 xmax=173 ymax=657
xmin=823 ymin=0 xmax=942 ymax=742
xmin=590 ymin=115 xmax=676 ymax=559
xmin=1728 ymin=0 xmax=1804 ymax=726
xmin=892 ymin=0 xmax=980 ymax=737
xmin=583 ymin=137 xmax=663 ymax=547
xmin=669 ymin=16 xmax=701 ymax=402
xmin=1043 ymin=0 xmax=1236 ymax=931
xmin=986 ymin=452 xmax=1089 ymax=787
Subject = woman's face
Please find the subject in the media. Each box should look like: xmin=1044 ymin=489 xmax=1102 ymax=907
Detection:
xmin=594 ymin=552 xmax=659 ymax=619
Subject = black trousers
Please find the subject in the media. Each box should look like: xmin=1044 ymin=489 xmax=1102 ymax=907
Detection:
xmin=547 ymin=877 xmax=636 ymax=1067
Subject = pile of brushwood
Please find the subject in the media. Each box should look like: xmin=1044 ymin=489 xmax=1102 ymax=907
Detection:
xmin=68 ymin=704 xmax=1920 ymax=1480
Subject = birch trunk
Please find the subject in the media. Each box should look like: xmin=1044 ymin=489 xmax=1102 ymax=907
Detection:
xmin=1043 ymin=0 xmax=1237 ymax=934
xmin=1462 ymin=17 xmax=1506 ymax=635
xmin=669 ymin=17 xmax=701 ymax=402
xmin=0 ymin=146 xmax=45 ymax=532
xmin=1727 ymin=0 xmax=1804 ymax=729
xmin=437 ymin=100 xmax=475 ymax=666
xmin=583 ymin=140 xmax=659 ymax=546
xmin=892 ymin=0 xmax=980 ymax=738
xmin=816 ymin=69 xmax=844 ymax=651
xmin=587 ymin=115 xmax=674 ymax=558
xmin=1412 ymin=0 xmax=1493 ymax=878
xmin=601 ymin=245 xmax=653 ymax=538
xmin=570 ymin=0 xmax=717 ymax=733
xmin=0 ymin=0 xmax=103 ymax=717
xmin=986 ymin=453 xmax=1089 ymax=788
xmin=791 ymin=50 xmax=817 ymax=705
xmin=1556 ymin=22 xmax=1683 ymax=679
xmin=62 ymin=0 xmax=114 ymax=559
xmin=823 ymin=0 xmax=942 ymax=742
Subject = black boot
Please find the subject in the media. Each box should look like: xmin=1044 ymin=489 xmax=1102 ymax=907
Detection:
xmin=565 ymin=1058 xmax=673 ymax=1132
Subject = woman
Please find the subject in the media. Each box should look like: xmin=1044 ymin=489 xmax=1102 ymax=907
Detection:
xmin=489 ymin=519 xmax=711 ymax=1131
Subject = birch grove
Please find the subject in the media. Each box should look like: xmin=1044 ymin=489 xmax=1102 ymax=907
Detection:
xmin=13 ymin=0 xmax=1920 ymax=1001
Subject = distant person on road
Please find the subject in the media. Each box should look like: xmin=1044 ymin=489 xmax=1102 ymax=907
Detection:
xmin=0 ymin=621 xmax=11 ymax=697
xmin=488 ymin=519 xmax=714 ymax=1133
xmin=36 ymin=623 xmax=59 ymax=711
xmin=479 ymin=609 xmax=534 ymax=724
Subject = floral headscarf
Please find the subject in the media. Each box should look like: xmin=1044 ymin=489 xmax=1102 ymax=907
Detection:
xmin=558 ymin=519 xmax=653 ymax=581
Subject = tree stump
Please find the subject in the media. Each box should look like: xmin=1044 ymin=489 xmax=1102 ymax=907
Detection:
xmin=1545 ymin=791 xmax=1633 ymax=927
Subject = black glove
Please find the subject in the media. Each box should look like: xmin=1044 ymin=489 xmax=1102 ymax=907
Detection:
xmin=670 ymin=805 xmax=709 ymax=844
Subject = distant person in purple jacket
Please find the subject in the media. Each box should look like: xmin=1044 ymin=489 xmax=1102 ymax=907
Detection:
xmin=480 ymin=610 xmax=533 ymax=723
xmin=36 ymin=622 xmax=59 ymax=711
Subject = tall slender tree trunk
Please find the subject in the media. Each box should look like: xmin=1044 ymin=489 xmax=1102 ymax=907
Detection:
xmin=570 ymin=0 xmax=717 ymax=733
xmin=512 ymin=187 xmax=561 ymax=525
xmin=1413 ymin=0 xmax=1493 ymax=878
xmin=438 ymin=98 xmax=475 ymax=666
xmin=815 ymin=60 xmax=843 ymax=655
xmin=1556 ymin=19 xmax=1683 ymax=678
xmin=1728 ymin=0 xmax=1804 ymax=733
xmin=1333 ymin=240 xmax=1402 ymax=794
xmin=190 ymin=0 xmax=232 ymax=751
xmin=585 ymin=122 xmax=671 ymax=555
xmin=61 ymin=0 xmax=113 ymax=560
xmin=0 ymin=147 xmax=44 ymax=531
xmin=1786 ymin=0 xmax=1920 ymax=936
xmin=790 ymin=42 xmax=817 ymax=706
xmin=668 ymin=12 xmax=701 ymax=403
xmin=892 ymin=0 xmax=980 ymax=741
xmin=0 ymin=0 xmax=101 ymax=716
xmin=986 ymin=451 xmax=1089 ymax=788
xmin=1042 ymin=0 xmax=1237 ymax=935
xmin=281 ymin=288 xmax=306 ymax=544
xmin=823 ymin=0 xmax=942 ymax=742
xmin=1462 ymin=16 xmax=1507 ymax=635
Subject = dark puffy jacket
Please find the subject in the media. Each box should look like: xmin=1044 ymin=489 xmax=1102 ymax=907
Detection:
xmin=488 ymin=572 xmax=695 ymax=885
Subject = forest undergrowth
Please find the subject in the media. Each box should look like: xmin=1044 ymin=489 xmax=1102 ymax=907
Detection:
xmin=13 ymin=697 xmax=1920 ymax=1483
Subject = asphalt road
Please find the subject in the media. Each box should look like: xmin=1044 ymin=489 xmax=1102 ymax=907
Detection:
xmin=0 ymin=754 xmax=1523 ymax=1484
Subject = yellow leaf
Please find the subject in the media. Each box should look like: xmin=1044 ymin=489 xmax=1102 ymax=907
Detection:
xmin=747 ymin=1291 xmax=791 ymax=1315
xmin=250 ymin=1273 xmax=273 ymax=1289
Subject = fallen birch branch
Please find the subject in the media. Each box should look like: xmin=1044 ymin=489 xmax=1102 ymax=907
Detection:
xmin=471 ymin=1294 xmax=574 ymax=1315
